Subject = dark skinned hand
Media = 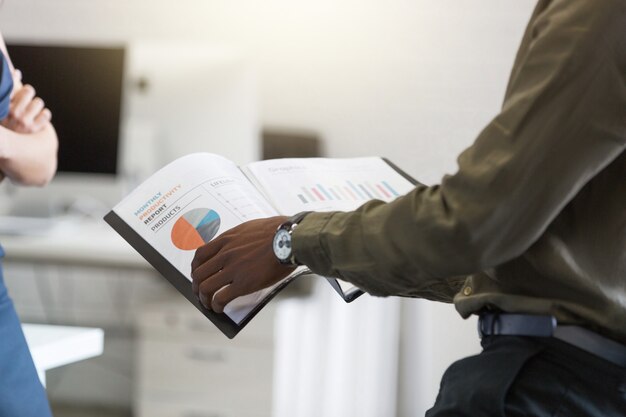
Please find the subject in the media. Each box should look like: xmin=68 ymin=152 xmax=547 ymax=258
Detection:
xmin=191 ymin=216 xmax=296 ymax=313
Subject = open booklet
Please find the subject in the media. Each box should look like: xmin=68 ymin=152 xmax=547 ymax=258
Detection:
xmin=104 ymin=153 xmax=417 ymax=338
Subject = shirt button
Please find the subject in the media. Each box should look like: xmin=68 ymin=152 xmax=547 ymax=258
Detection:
xmin=463 ymin=286 xmax=473 ymax=296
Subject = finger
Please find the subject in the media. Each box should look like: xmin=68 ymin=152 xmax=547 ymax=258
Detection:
xmin=191 ymin=247 xmax=224 ymax=295
xmin=32 ymin=108 xmax=52 ymax=131
xmin=41 ymin=108 xmax=52 ymax=122
xmin=22 ymin=97 xmax=45 ymax=126
xmin=192 ymin=239 xmax=225 ymax=270
xmin=10 ymin=70 xmax=22 ymax=97
xmin=11 ymin=85 xmax=36 ymax=118
xmin=211 ymin=284 xmax=241 ymax=314
xmin=193 ymin=246 xmax=242 ymax=293
xmin=12 ymin=69 xmax=22 ymax=84
xmin=11 ymin=84 xmax=35 ymax=107
xmin=198 ymin=269 xmax=232 ymax=310
xmin=191 ymin=261 xmax=223 ymax=295
xmin=191 ymin=245 xmax=226 ymax=285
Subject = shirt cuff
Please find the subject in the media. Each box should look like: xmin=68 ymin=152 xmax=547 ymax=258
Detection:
xmin=292 ymin=211 xmax=338 ymax=277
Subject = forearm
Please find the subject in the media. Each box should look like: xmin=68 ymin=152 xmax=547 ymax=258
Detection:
xmin=293 ymin=192 xmax=482 ymax=299
xmin=0 ymin=123 xmax=58 ymax=186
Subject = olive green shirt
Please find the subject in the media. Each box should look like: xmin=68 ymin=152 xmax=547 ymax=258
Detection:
xmin=293 ymin=0 xmax=626 ymax=343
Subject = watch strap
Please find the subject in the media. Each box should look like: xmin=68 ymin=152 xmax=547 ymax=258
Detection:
xmin=286 ymin=211 xmax=311 ymax=227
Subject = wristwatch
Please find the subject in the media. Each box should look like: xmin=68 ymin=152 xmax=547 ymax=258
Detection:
xmin=273 ymin=212 xmax=310 ymax=265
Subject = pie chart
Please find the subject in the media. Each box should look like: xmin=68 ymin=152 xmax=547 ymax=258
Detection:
xmin=171 ymin=208 xmax=221 ymax=250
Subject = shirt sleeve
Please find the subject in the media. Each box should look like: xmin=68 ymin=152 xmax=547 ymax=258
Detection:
xmin=0 ymin=53 xmax=13 ymax=121
xmin=292 ymin=0 xmax=626 ymax=301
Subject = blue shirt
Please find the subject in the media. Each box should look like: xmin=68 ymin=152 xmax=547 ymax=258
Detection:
xmin=0 ymin=53 xmax=14 ymax=120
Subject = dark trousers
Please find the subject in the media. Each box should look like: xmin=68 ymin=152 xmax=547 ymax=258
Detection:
xmin=0 ymin=247 xmax=53 ymax=417
xmin=426 ymin=335 xmax=626 ymax=417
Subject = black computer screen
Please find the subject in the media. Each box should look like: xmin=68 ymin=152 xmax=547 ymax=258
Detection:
xmin=6 ymin=44 xmax=125 ymax=175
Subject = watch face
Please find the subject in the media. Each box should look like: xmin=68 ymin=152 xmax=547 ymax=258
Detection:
xmin=273 ymin=229 xmax=292 ymax=261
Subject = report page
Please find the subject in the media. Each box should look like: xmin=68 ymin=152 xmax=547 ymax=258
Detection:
xmin=112 ymin=153 xmax=279 ymax=324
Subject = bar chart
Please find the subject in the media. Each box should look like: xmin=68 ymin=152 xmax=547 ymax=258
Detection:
xmin=246 ymin=156 xmax=416 ymax=214
xmin=296 ymin=180 xmax=400 ymax=205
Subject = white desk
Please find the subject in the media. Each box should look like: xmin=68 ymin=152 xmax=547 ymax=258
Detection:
xmin=0 ymin=216 xmax=149 ymax=268
xmin=0 ymin=218 xmax=170 ymax=408
xmin=2 ymin=219 xmax=118 ymax=387
xmin=2 ymin=217 xmax=275 ymax=416
xmin=22 ymin=323 xmax=104 ymax=387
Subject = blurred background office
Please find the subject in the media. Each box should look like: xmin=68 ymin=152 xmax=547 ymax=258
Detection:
xmin=0 ymin=1 xmax=537 ymax=416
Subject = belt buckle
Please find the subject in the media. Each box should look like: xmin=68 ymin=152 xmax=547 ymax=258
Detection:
xmin=478 ymin=313 xmax=502 ymax=338
xmin=477 ymin=314 xmax=491 ymax=339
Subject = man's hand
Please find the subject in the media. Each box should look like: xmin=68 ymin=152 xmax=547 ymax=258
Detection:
xmin=1 ymin=70 xmax=52 ymax=134
xmin=191 ymin=216 xmax=296 ymax=313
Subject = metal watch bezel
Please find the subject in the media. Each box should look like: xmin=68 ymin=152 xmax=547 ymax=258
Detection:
xmin=273 ymin=226 xmax=295 ymax=264
xmin=272 ymin=212 xmax=310 ymax=265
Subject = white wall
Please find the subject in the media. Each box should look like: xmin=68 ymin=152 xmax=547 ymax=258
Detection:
xmin=2 ymin=0 xmax=534 ymax=180
xmin=1 ymin=0 xmax=537 ymax=414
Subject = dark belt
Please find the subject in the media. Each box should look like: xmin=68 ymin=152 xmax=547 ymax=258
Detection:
xmin=478 ymin=313 xmax=626 ymax=368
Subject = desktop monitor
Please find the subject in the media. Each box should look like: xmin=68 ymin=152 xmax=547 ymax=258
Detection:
xmin=0 ymin=42 xmax=259 ymax=222
xmin=0 ymin=43 xmax=126 ymax=219
xmin=6 ymin=43 xmax=125 ymax=175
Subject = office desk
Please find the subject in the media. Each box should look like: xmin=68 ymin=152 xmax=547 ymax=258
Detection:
xmin=0 ymin=217 xmax=150 ymax=269
xmin=22 ymin=323 xmax=104 ymax=387
xmin=0 ymin=217 xmax=163 ymax=407
xmin=2 ymin=217 xmax=275 ymax=416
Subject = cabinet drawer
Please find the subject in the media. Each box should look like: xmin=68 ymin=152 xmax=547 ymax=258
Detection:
xmin=137 ymin=300 xmax=275 ymax=348
xmin=136 ymin=339 xmax=273 ymax=403
xmin=136 ymin=398 xmax=271 ymax=417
